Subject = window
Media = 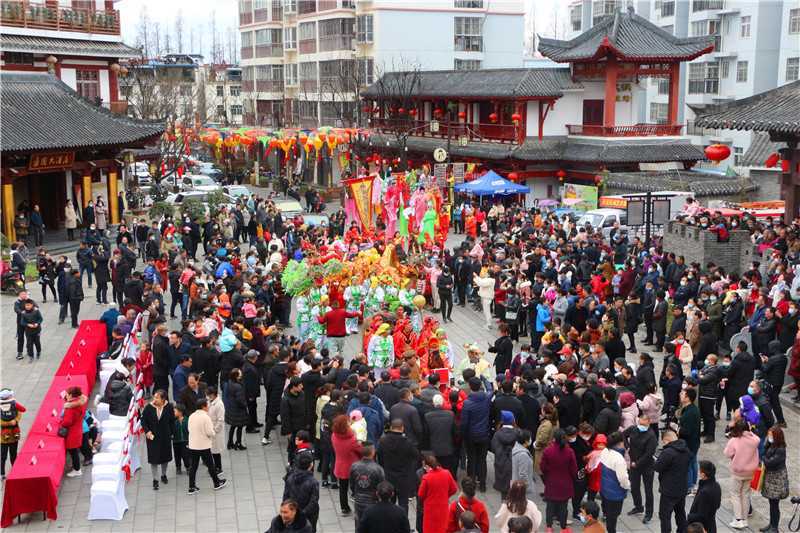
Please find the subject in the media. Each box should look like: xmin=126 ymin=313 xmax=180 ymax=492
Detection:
xmin=454 ymin=17 xmax=482 ymax=51
xmin=736 ymin=60 xmax=748 ymax=82
xmin=284 ymin=0 xmax=296 ymax=14
xmin=255 ymin=28 xmax=282 ymax=45
xmin=76 ymin=70 xmax=99 ymax=100
xmin=592 ymin=0 xmax=620 ymax=25
xmin=298 ymin=0 xmax=316 ymax=15
xmin=272 ymin=0 xmax=282 ymax=20
xmin=231 ymin=105 xmax=243 ymax=116
xmin=692 ymin=0 xmax=723 ymax=12
xmin=357 ymin=57 xmax=374 ymax=85
xmin=650 ymin=102 xmax=668 ymax=124
xmin=455 ymin=0 xmax=483 ymax=7
xmin=284 ymin=63 xmax=298 ymax=85
xmin=721 ymin=59 xmax=729 ymax=78
xmin=3 ymin=52 xmax=33 ymax=65
xmin=455 ymin=58 xmax=482 ymax=71
xmin=319 ymin=18 xmax=354 ymax=51
xmin=791 ymin=9 xmax=800 ymax=34
xmin=787 ymin=57 xmax=800 ymax=81
xmin=216 ymin=85 xmax=224 ymax=97
xmin=298 ymin=21 xmax=317 ymax=53
xmin=734 ymin=146 xmax=743 ymax=165
xmin=740 ymin=15 xmax=751 ymax=38
xmin=657 ymin=78 xmax=669 ymax=95
xmin=216 ymin=104 xmax=225 ymax=117
xmin=570 ymin=5 xmax=581 ymax=31
xmin=690 ymin=19 xmax=719 ymax=36
xmin=241 ymin=31 xmax=253 ymax=47
xmin=660 ymin=0 xmax=675 ymax=17
xmin=342 ymin=0 xmax=355 ymax=7
xmin=284 ymin=27 xmax=296 ymax=49
xmin=230 ymin=86 xmax=241 ymax=96
xmin=688 ymin=62 xmax=719 ymax=94
xmin=356 ymin=15 xmax=373 ymax=43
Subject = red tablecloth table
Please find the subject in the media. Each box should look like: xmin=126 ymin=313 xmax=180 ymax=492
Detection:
xmin=54 ymin=320 xmax=106 ymax=390
xmin=0 ymin=375 xmax=88 ymax=528
xmin=0 ymin=450 xmax=66 ymax=527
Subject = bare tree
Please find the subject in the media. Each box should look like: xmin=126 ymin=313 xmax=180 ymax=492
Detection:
xmin=136 ymin=7 xmax=151 ymax=57
xmin=174 ymin=10 xmax=184 ymax=54
xmin=163 ymin=31 xmax=172 ymax=55
xmin=369 ymin=59 xmax=423 ymax=169
xmin=152 ymin=21 xmax=162 ymax=57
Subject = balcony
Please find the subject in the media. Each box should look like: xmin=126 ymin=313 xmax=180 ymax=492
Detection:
xmin=255 ymin=44 xmax=283 ymax=58
xmin=371 ymin=118 xmax=519 ymax=143
xmin=254 ymin=8 xmax=268 ymax=22
xmin=566 ymin=124 xmax=684 ymax=136
xmin=319 ymin=34 xmax=353 ymax=52
xmin=242 ymin=80 xmax=254 ymax=92
xmin=299 ymin=39 xmax=316 ymax=54
xmin=241 ymin=46 xmax=253 ymax=59
xmin=1 ymin=1 xmax=120 ymax=35
xmin=256 ymin=80 xmax=284 ymax=92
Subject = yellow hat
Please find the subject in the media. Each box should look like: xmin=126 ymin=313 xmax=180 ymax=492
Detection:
xmin=377 ymin=323 xmax=391 ymax=335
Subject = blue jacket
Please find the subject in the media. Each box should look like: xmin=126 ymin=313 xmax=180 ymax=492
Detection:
xmin=355 ymin=404 xmax=383 ymax=444
xmin=535 ymin=304 xmax=551 ymax=332
xmin=215 ymin=261 xmax=234 ymax=279
xmin=347 ymin=396 xmax=386 ymax=429
xmin=600 ymin=447 xmax=630 ymax=502
xmin=143 ymin=264 xmax=158 ymax=284
xmin=172 ymin=365 xmax=191 ymax=400
xmin=460 ymin=391 xmax=491 ymax=443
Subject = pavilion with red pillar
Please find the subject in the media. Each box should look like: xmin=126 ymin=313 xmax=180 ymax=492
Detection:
xmin=538 ymin=9 xmax=714 ymax=135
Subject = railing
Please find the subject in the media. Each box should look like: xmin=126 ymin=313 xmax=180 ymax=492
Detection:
xmin=300 ymin=79 xmax=318 ymax=92
xmin=242 ymin=80 xmax=254 ymax=92
xmin=299 ymin=38 xmax=316 ymax=54
xmin=254 ymin=8 xmax=268 ymax=22
xmin=318 ymin=0 xmax=337 ymax=10
xmin=255 ymin=43 xmax=284 ymax=57
xmin=241 ymin=46 xmax=253 ymax=59
xmin=256 ymin=80 xmax=284 ymax=92
xmin=319 ymin=34 xmax=353 ymax=52
xmin=370 ymin=118 xmax=519 ymax=143
xmin=1 ymin=1 xmax=120 ymax=35
xmin=566 ymin=123 xmax=684 ymax=136
xmin=688 ymin=78 xmax=719 ymax=94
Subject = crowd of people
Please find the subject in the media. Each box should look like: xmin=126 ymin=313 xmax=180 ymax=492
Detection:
xmin=5 ymin=173 xmax=800 ymax=533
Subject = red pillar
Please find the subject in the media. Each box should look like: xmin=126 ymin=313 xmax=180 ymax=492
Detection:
xmin=109 ymin=66 xmax=119 ymax=103
xmin=667 ymin=63 xmax=681 ymax=127
xmin=603 ymin=57 xmax=618 ymax=129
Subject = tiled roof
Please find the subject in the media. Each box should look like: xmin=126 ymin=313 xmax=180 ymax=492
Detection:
xmin=693 ymin=81 xmax=800 ymax=136
xmin=741 ymin=132 xmax=783 ymax=168
xmin=0 ymin=34 xmax=140 ymax=58
xmin=358 ymin=134 xmax=703 ymax=165
xmin=538 ymin=10 xmax=714 ymax=62
xmin=362 ymin=68 xmax=582 ymax=99
xmin=604 ymin=170 xmax=758 ymax=197
xmin=1 ymin=72 xmax=164 ymax=153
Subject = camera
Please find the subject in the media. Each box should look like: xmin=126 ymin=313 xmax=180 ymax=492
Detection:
xmin=792 ymin=496 xmax=800 ymax=505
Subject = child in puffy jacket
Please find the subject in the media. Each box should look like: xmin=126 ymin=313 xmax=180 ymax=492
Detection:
xmin=0 ymin=389 xmax=26 ymax=479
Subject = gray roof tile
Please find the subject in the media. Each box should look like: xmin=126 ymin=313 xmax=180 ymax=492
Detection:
xmin=604 ymin=170 xmax=758 ymax=197
xmin=538 ymin=10 xmax=714 ymax=62
xmin=1 ymin=71 xmax=164 ymax=153
xmin=693 ymin=81 xmax=800 ymax=135
xmin=741 ymin=132 xmax=783 ymax=168
xmin=1 ymin=33 xmax=140 ymax=58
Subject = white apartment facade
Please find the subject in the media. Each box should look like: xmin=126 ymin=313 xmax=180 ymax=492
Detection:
xmin=238 ymin=0 xmax=525 ymax=128
xmin=567 ymin=0 xmax=800 ymax=168
xmin=202 ymin=65 xmax=245 ymax=126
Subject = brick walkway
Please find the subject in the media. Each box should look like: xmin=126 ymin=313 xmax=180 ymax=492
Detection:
xmin=1 ymin=245 xmax=799 ymax=532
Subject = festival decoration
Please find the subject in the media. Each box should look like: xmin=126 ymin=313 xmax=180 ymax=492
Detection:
xmin=345 ymin=176 xmax=376 ymax=230
xmin=508 ymin=172 xmax=519 ymax=181
xmin=556 ymin=169 xmax=566 ymax=179
xmin=458 ymin=111 xmax=466 ymax=120
xmin=489 ymin=112 xmax=498 ymax=123
xmin=705 ymin=143 xmax=731 ymax=162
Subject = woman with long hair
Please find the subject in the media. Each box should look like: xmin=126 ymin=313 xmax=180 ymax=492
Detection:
xmin=223 ymin=368 xmax=249 ymax=450
xmin=723 ymin=419 xmax=760 ymax=529
xmin=418 ymin=454 xmax=458 ymax=533
xmin=331 ymin=414 xmax=361 ymax=516
xmin=533 ymin=402 xmax=558 ymax=475
xmin=540 ymin=428 xmax=578 ymax=531
xmin=494 ymin=480 xmax=542 ymax=533
xmin=760 ymin=425 xmax=789 ymax=533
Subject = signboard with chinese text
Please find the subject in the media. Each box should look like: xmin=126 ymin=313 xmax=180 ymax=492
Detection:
xmin=28 ymin=152 xmax=75 ymax=172
xmin=562 ymin=184 xmax=598 ymax=211
xmin=452 ymin=163 xmax=465 ymax=183
xmin=433 ymin=163 xmax=447 ymax=185
xmin=599 ymin=196 xmax=628 ymax=209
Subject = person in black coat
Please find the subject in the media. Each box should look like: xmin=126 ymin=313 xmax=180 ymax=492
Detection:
xmin=357 ymin=481 xmax=411 ymax=533
xmin=653 ymin=431 xmax=690 ymax=533
xmin=242 ymin=351 xmax=261 ymax=432
xmin=224 ymin=368 xmax=249 ymax=450
xmin=693 ymin=320 xmax=717 ymax=370
xmin=688 ymin=460 xmax=721 ymax=533
xmin=624 ymin=291 xmax=642 ymax=353
xmin=140 ymin=391 xmax=174 ymax=490
xmin=623 ymin=413 xmax=658 ymax=522
xmin=377 ymin=420 xmax=420 ymax=513
xmin=265 ymin=500 xmax=313 ymax=533
xmin=760 ymin=340 xmax=789 ymax=425
xmin=752 ymin=307 xmax=777 ymax=358
xmin=280 ymin=376 xmax=307 ymax=462
xmin=65 ymin=270 xmax=84 ymax=328
xmin=652 ymin=292 xmax=668 ymax=351
xmin=635 ymin=353 xmax=656 ymax=400
xmin=424 ymin=397 xmax=457 ymax=479
xmin=593 ymin=387 xmax=621 ymax=436
xmin=264 ymin=356 xmax=290 ymax=444
xmin=373 ymin=372 xmax=401 ymax=411
xmin=488 ymin=323 xmax=514 ymax=376
xmin=92 ymin=245 xmax=110 ymax=304
xmin=724 ymin=342 xmax=757 ymax=409
xmin=555 ymin=381 xmax=581 ymax=430
xmin=778 ymin=303 xmax=799 ymax=351
xmin=491 ymin=379 xmax=526 ymax=430
xmin=283 ymin=453 xmax=320 ymax=532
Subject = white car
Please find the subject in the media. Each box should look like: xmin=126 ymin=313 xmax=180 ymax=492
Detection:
xmin=224 ymin=185 xmax=251 ymax=200
xmin=181 ymin=175 xmax=221 ymax=193
xmin=165 ymin=191 xmax=237 ymax=215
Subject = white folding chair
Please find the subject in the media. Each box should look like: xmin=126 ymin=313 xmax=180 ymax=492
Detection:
xmin=87 ymin=479 xmax=128 ymax=521
xmin=95 ymin=402 xmax=110 ymax=424
xmin=100 ymin=429 xmax=125 ymax=452
xmin=92 ymin=463 xmax=125 ymax=484
xmin=99 ymin=369 xmax=114 ymax=396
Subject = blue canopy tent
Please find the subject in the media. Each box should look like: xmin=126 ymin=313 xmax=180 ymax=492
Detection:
xmin=454 ymin=170 xmax=530 ymax=196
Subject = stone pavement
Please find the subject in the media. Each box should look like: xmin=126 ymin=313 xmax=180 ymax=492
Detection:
xmin=2 ymin=256 xmax=800 ymax=531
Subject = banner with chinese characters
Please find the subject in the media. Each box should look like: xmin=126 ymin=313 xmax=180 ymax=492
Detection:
xmin=562 ymin=183 xmax=598 ymax=211
xmin=345 ymin=175 xmax=375 ymax=230
xmin=28 ymin=151 xmax=75 ymax=172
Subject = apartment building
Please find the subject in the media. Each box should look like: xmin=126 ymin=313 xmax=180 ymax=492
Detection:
xmin=238 ymin=0 xmax=525 ymax=128
xmin=567 ymin=0 xmax=800 ymax=167
xmin=203 ymin=65 xmax=245 ymax=127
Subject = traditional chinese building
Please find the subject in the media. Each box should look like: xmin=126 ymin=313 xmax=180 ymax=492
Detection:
xmin=360 ymin=9 xmax=729 ymax=201
xmin=1 ymin=71 xmax=164 ymax=240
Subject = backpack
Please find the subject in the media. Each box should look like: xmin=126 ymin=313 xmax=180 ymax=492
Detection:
xmin=0 ymin=401 xmax=18 ymax=423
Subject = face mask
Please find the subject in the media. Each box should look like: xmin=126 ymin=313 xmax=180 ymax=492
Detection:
xmin=705 ymin=359 xmax=712 ymax=367
xmin=710 ymin=296 xmax=717 ymax=302
xmin=747 ymin=386 xmax=756 ymax=395
xmin=637 ymin=424 xmax=649 ymax=432
xmin=579 ymin=515 xmax=588 ymax=525
xmin=722 ymin=362 xmax=730 ymax=368
xmin=676 ymin=339 xmax=684 ymax=344
xmin=680 ymin=281 xmax=687 ymax=286
xmin=767 ymin=436 xmax=774 ymax=444
xmin=568 ymin=437 xmax=576 ymax=444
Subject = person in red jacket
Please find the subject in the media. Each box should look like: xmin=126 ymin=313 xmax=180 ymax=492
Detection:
xmin=419 ymin=454 xmax=458 ymax=533
xmin=446 ymin=477 xmax=490 ymax=533
xmin=60 ymin=386 xmax=87 ymax=478
xmin=318 ymin=300 xmax=361 ymax=356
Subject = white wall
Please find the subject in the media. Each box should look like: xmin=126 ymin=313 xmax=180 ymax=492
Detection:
xmin=778 ymin=0 xmax=800 ymax=85
xmin=60 ymin=67 xmax=77 ymax=92
xmin=99 ymin=69 xmax=110 ymax=104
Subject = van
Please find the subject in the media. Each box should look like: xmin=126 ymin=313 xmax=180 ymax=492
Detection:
xmin=577 ymin=208 xmax=628 ymax=239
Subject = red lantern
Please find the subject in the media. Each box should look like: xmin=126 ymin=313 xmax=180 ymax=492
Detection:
xmin=299 ymin=135 xmax=308 ymax=145
xmin=594 ymin=175 xmax=602 ymax=185
xmin=382 ymin=159 xmax=388 ymax=165
xmin=782 ymin=159 xmax=791 ymax=173
xmin=556 ymin=169 xmax=566 ymax=179
xmin=508 ymin=172 xmax=519 ymax=181
xmin=704 ymin=143 xmax=731 ymax=162
xmin=397 ymin=107 xmax=405 ymax=115
xmin=409 ymin=108 xmax=417 ymax=117
xmin=511 ymin=113 xmax=522 ymax=123
xmin=355 ymin=155 xmax=361 ymax=161
xmin=318 ymin=132 xmax=327 ymax=143
xmin=765 ymin=153 xmax=780 ymax=168
xmin=362 ymin=105 xmax=371 ymax=113
xmin=433 ymin=108 xmax=443 ymax=116
xmin=489 ymin=112 xmax=498 ymax=123
xmin=458 ymin=111 xmax=466 ymax=120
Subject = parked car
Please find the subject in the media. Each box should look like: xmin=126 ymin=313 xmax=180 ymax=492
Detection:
xmin=273 ymin=199 xmax=304 ymax=218
xmin=577 ymin=208 xmax=628 ymax=239
xmin=181 ymin=175 xmax=222 ymax=193
xmin=165 ymin=191 xmax=237 ymax=216
xmin=302 ymin=214 xmax=329 ymax=228
xmin=224 ymin=185 xmax=251 ymax=200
